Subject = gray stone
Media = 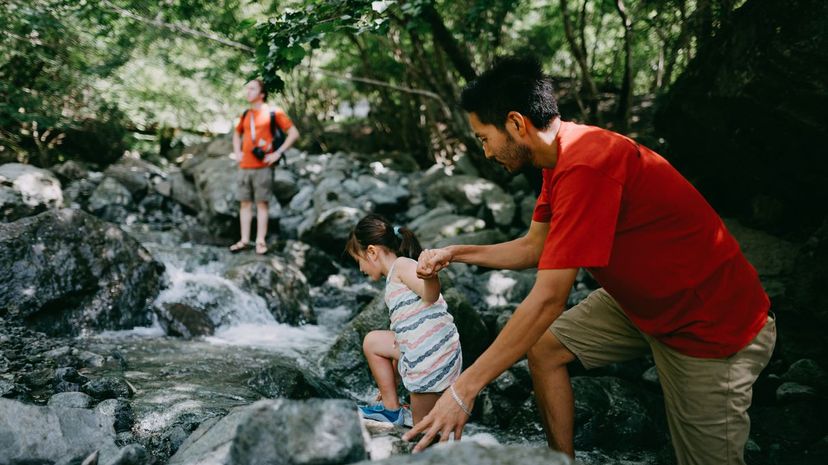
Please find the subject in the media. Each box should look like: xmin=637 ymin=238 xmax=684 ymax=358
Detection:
xmin=52 ymin=160 xmax=90 ymax=183
xmin=225 ymin=254 xmax=315 ymax=325
xmin=247 ymin=359 xmax=335 ymax=400
xmin=82 ymin=376 xmax=132 ymax=400
xmin=351 ymin=442 xmax=571 ymax=465
xmin=299 ymin=206 xmax=366 ymax=256
xmin=95 ymin=399 xmax=135 ymax=434
xmin=426 ymin=175 xmax=516 ymax=226
xmin=272 ymin=168 xmax=299 ymax=203
xmin=410 ymin=213 xmax=486 ymax=247
xmin=282 ymin=240 xmax=339 ymax=286
xmin=776 ymin=382 xmax=818 ymax=402
xmin=169 ymin=399 xmax=367 ymax=465
xmin=0 ymin=397 xmax=119 ymax=464
xmin=104 ymin=444 xmax=148 ymax=465
xmin=48 ymin=391 xmax=94 ymax=408
xmin=0 ymin=163 xmax=63 ymax=221
xmin=433 ymin=229 xmax=508 ymax=249
xmin=157 ymin=302 xmax=216 ymax=338
xmin=781 ymin=358 xmax=827 ymax=389
xmin=0 ymin=209 xmax=164 ymax=336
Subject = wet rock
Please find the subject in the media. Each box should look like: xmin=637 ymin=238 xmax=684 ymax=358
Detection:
xmin=0 ymin=397 xmax=120 ymax=464
xmin=105 ymin=444 xmax=148 ymax=465
xmin=776 ymin=382 xmax=817 ymax=402
xmin=88 ymin=176 xmax=133 ymax=222
xmin=0 ymin=163 xmax=63 ymax=222
xmin=0 ymin=209 xmax=164 ymax=336
xmin=225 ymin=254 xmax=316 ymax=325
xmin=282 ymin=240 xmax=339 ymax=286
xmin=570 ymin=376 xmax=667 ymax=451
xmin=95 ymin=398 xmax=135 ymax=434
xmin=319 ymin=293 xmax=390 ymax=396
xmin=247 ymin=359 xmax=335 ymax=400
xmin=426 ymin=175 xmax=516 ymax=227
xmin=169 ymin=399 xmax=367 ymax=465
xmin=82 ymin=376 xmax=132 ymax=400
xmin=157 ymin=302 xmax=216 ymax=338
xmin=351 ymin=442 xmax=571 ymax=465
xmin=300 ymin=206 xmax=366 ymax=256
xmin=48 ymin=391 xmax=94 ymax=408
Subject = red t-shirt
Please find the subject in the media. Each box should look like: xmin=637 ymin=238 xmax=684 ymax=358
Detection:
xmin=533 ymin=121 xmax=769 ymax=358
xmin=235 ymin=107 xmax=293 ymax=169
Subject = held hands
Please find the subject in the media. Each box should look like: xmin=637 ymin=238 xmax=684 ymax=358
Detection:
xmin=401 ymin=384 xmax=475 ymax=452
xmin=417 ymin=248 xmax=453 ymax=279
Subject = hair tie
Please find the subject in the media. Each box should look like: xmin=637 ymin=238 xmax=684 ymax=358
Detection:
xmin=393 ymin=226 xmax=402 ymax=238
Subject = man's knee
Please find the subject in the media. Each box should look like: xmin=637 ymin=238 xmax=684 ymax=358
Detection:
xmin=527 ymin=330 xmax=576 ymax=371
xmin=240 ymin=200 xmax=253 ymax=209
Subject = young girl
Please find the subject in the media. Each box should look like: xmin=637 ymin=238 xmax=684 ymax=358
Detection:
xmin=346 ymin=214 xmax=462 ymax=426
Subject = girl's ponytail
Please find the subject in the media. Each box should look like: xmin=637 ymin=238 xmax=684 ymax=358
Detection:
xmin=395 ymin=226 xmax=422 ymax=260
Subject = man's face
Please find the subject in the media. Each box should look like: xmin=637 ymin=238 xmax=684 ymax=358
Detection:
xmin=468 ymin=113 xmax=533 ymax=172
xmin=245 ymin=81 xmax=264 ymax=103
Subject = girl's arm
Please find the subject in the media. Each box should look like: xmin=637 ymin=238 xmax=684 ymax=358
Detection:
xmin=395 ymin=258 xmax=440 ymax=305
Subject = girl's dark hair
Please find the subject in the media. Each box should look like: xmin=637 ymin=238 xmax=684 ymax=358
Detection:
xmin=346 ymin=214 xmax=422 ymax=260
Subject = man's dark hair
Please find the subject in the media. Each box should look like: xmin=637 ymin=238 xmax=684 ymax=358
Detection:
xmin=460 ymin=56 xmax=559 ymax=130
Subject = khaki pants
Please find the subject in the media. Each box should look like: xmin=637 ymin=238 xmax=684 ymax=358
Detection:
xmin=550 ymin=288 xmax=776 ymax=465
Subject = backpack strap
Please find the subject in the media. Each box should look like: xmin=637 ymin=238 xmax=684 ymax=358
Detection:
xmin=269 ymin=111 xmax=288 ymax=166
xmin=239 ymin=109 xmax=250 ymax=134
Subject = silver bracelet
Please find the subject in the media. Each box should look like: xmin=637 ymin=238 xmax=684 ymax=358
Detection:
xmin=449 ymin=385 xmax=472 ymax=417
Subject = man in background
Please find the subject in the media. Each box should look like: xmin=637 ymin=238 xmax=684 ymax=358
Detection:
xmin=229 ymin=78 xmax=299 ymax=255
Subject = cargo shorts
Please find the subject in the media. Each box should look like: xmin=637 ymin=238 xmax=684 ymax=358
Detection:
xmin=550 ymin=288 xmax=776 ymax=465
xmin=237 ymin=167 xmax=273 ymax=203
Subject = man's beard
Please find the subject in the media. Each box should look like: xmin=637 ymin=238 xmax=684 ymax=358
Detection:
xmin=498 ymin=134 xmax=533 ymax=172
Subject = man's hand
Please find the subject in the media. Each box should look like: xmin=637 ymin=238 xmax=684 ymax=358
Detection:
xmin=264 ymin=151 xmax=283 ymax=166
xmin=417 ymin=248 xmax=452 ymax=279
xmin=401 ymin=386 xmax=475 ymax=452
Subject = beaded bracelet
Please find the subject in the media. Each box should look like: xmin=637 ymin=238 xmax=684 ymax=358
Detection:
xmin=450 ymin=385 xmax=472 ymax=417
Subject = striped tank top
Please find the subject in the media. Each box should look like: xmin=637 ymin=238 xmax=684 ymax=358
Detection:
xmin=385 ymin=257 xmax=462 ymax=393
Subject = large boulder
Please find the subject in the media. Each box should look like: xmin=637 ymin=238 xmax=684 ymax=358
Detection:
xmin=350 ymin=442 xmax=571 ymax=465
xmin=0 ymin=397 xmax=120 ymax=464
xmin=319 ymin=293 xmax=391 ymax=397
xmin=155 ymin=170 xmax=202 ymax=212
xmin=168 ymin=399 xmax=367 ymax=465
xmin=103 ymin=156 xmax=166 ymax=199
xmin=0 ymin=209 xmax=164 ymax=336
xmin=655 ymin=0 xmax=828 ymax=235
xmin=87 ymin=176 xmax=133 ymax=223
xmin=282 ymin=240 xmax=339 ymax=286
xmin=157 ymin=302 xmax=216 ymax=338
xmin=426 ymin=175 xmax=516 ymax=227
xmin=299 ymin=206 xmax=366 ymax=256
xmin=224 ymin=254 xmax=316 ymax=325
xmin=247 ymin=359 xmax=336 ymax=400
xmin=0 ymin=163 xmax=63 ymax=222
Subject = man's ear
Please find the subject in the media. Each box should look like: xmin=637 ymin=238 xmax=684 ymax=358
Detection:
xmin=506 ymin=111 xmax=526 ymax=137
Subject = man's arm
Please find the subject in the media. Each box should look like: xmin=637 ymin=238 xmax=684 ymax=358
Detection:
xmin=267 ymin=126 xmax=300 ymax=165
xmin=232 ymin=130 xmax=242 ymax=161
xmin=402 ymin=267 xmax=577 ymax=450
xmin=417 ymin=220 xmax=549 ymax=278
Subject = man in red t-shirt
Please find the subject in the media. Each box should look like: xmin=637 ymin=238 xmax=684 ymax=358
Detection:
xmin=229 ymin=79 xmax=299 ymax=255
xmin=404 ymin=57 xmax=776 ymax=465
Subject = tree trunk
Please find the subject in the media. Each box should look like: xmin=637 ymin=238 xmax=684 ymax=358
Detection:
xmin=614 ymin=0 xmax=634 ymax=132
xmin=560 ymin=0 xmax=600 ymax=122
xmin=420 ymin=2 xmax=477 ymax=82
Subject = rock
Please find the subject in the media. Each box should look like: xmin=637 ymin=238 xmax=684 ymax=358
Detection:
xmin=105 ymin=444 xmax=148 ymax=465
xmin=350 ymin=442 xmax=571 ymax=465
xmin=48 ymin=391 xmax=94 ymax=408
xmin=0 ymin=163 xmax=63 ymax=222
xmin=570 ymin=376 xmax=667 ymax=451
xmin=157 ymin=170 xmax=201 ymax=212
xmin=104 ymin=157 xmax=165 ymax=199
xmin=426 ymin=175 xmax=516 ymax=226
xmin=443 ymin=288 xmax=491 ymax=369
xmin=299 ymin=206 xmax=366 ymax=256
xmin=642 ymin=366 xmax=660 ymax=385
xmin=95 ymin=398 xmax=135 ymax=434
xmin=272 ymin=168 xmax=299 ymax=203
xmin=169 ymin=399 xmax=367 ymax=465
xmin=157 ymin=302 xmax=216 ymax=338
xmin=0 ymin=397 xmax=119 ymax=464
xmin=52 ymin=160 xmax=90 ymax=183
xmin=247 ymin=359 xmax=335 ymax=399
xmin=185 ymin=156 xmax=240 ymax=235
xmin=781 ymin=358 xmax=828 ymax=389
xmin=476 ymin=270 xmax=535 ymax=307
xmin=433 ymin=229 xmax=508 ymax=249
xmin=410 ymin=213 xmax=487 ymax=247
xmin=319 ymin=293 xmax=391 ymax=397
xmin=225 ymin=254 xmax=316 ymax=325
xmin=88 ymin=176 xmax=133 ymax=222
xmin=0 ymin=209 xmax=164 ymax=336
xmin=776 ymin=382 xmax=817 ymax=402
xmin=282 ymin=240 xmax=339 ymax=286
xmin=82 ymin=376 xmax=132 ymax=400
xmin=288 ymin=184 xmax=314 ymax=212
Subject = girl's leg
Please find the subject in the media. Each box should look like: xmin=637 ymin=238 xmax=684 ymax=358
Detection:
xmin=410 ymin=392 xmax=441 ymax=425
xmin=363 ymin=330 xmax=402 ymax=409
